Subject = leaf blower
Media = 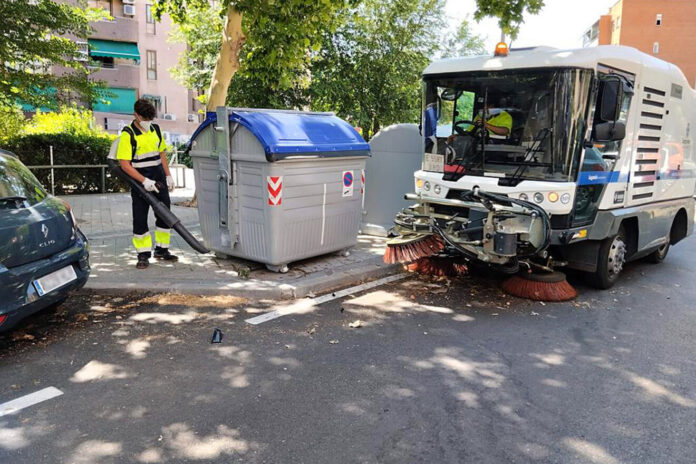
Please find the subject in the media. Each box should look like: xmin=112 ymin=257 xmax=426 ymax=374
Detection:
xmin=108 ymin=159 xmax=210 ymax=254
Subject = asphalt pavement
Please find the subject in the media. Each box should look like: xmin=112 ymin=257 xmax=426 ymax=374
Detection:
xmin=1 ymin=236 xmax=695 ymax=463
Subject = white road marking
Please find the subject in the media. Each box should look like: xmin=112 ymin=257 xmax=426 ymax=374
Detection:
xmin=245 ymin=273 xmax=407 ymax=325
xmin=0 ymin=387 xmax=63 ymax=417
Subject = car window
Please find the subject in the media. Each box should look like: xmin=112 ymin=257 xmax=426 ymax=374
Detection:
xmin=0 ymin=154 xmax=48 ymax=206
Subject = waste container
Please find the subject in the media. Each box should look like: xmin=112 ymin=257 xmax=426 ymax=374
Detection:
xmin=361 ymin=124 xmax=423 ymax=237
xmin=188 ymin=107 xmax=370 ymax=272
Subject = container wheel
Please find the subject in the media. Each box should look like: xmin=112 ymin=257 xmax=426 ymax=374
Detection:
xmin=586 ymin=227 xmax=627 ymax=289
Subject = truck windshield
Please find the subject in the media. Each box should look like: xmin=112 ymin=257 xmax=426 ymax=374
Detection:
xmin=422 ymin=68 xmax=594 ymax=182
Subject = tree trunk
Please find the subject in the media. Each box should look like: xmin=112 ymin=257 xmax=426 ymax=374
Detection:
xmin=206 ymin=6 xmax=245 ymax=110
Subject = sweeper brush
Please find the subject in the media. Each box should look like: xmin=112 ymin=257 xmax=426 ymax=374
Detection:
xmin=383 ymin=234 xmax=445 ymax=264
xmin=501 ymin=271 xmax=577 ymax=302
xmin=407 ymin=257 xmax=468 ymax=278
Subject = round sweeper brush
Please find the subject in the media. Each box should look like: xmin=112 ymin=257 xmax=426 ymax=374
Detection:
xmin=501 ymin=271 xmax=578 ymax=302
xmin=407 ymin=257 xmax=468 ymax=278
xmin=383 ymin=234 xmax=445 ymax=264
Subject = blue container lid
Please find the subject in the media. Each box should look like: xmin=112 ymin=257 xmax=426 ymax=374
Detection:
xmin=188 ymin=109 xmax=370 ymax=162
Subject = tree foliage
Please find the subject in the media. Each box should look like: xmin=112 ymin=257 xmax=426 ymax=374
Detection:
xmin=156 ymin=0 xmax=352 ymax=109
xmin=310 ymin=0 xmax=448 ymax=139
xmin=0 ymin=0 xmax=105 ymax=109
xmin=441 ymin=18 xmax=487 ymax=59
xmin=473 ymin=0 xmax=544 ymax=39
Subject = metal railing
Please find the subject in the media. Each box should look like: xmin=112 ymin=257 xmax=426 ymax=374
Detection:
xmin=26 ymin=147 xmax=188 ymax=194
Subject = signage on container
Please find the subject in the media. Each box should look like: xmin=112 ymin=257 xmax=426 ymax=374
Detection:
xmin=342 ymin=170 xmax=354 ymax=197
xmin=267 ymin=176 xmax=283 ymax=206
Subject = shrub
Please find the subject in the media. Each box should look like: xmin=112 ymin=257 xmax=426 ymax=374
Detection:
xmin=3 ymin=133 xmax=127 ymax=195
xmin=3 ymin=107 xmax=127 ymax=194
xmin=0 ymin=105 xmax=25 ymax=144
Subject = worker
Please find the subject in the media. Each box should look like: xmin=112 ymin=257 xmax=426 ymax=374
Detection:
xmin=448 ymin=101 xmax=513 ymax=143
xmin=116 ymin=98 xmax=178 ymax=269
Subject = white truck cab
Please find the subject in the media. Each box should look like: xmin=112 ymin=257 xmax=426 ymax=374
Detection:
xmin=393 ymin=45 xmax=695 ymax=288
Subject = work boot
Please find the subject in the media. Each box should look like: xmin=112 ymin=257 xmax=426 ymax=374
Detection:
xmin=136 ymin=254 xmax=150 ymax=269
xmin=154 ymin=247 xmax=178 ymax=262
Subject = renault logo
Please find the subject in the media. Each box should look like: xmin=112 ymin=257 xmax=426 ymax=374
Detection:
xmin=41 ymin=224 xmax=49 ymax=238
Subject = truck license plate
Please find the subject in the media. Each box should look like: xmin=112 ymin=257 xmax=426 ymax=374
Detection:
xmin=423 ymin=153 xmax=444 ymax=172
xmin=33 ymin=265 xmax=77 ymax=297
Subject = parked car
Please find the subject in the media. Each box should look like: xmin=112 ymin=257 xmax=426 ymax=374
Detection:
xmin=0 ymin=149 xmax=90 ymax=332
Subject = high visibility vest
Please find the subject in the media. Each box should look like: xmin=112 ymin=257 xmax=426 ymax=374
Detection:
xmin=116 ymin=122 xmax=167 ymax=169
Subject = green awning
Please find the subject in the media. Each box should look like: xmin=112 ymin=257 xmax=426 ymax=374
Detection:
xmin=88 ymin=39 xmax=140 ymax=61
xmin=93 ymin=88 xmax=137 ymax=114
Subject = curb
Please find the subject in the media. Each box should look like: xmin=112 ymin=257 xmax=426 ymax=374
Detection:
xmin=84 ymin=260 xmax=404 ymax=300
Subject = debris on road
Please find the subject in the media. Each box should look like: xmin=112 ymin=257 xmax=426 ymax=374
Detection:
xmin=211 ymin=328 xmax=224 ymax=344
xmin=348 ymin=320 xmax=364 ymax=329
xmin=329 ymin=339 xmax=339 ymax=344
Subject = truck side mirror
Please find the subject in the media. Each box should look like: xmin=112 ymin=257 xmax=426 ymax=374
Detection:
xmin=594 ymin=121 xmax=626 ymax=142
xmin=599 ymin=78 xmax=622 ymax=122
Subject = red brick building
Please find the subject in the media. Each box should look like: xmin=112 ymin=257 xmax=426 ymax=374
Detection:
xmin=583 ymin=0 xmax=696 ymax=87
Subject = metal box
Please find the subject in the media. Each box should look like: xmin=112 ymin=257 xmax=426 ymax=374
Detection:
xmin=361 ymin=124 xmax=423 ymax=236
xmin=188 ymin=107 xmax=370 ymax=272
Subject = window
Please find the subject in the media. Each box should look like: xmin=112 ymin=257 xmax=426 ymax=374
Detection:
xmin=147 ymin=50 xmax=157 ymax=80
xmin=88 ymin=0 xmax=112 ymax=15
xmin=656 ymin=14 xmax=662 ymax=26
xmin=146 ymin=5 xmax=156 ymax=34
xmin=653 ymin=42 xmax=660 ymax=54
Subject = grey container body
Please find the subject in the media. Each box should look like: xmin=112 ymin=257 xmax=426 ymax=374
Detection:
xmin=190 ymin=110 xmax=367 ymax=268
xmin=361 ymin=124 xmax=423 ymax=236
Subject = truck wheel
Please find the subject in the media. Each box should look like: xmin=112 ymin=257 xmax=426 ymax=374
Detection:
xmin=646 ymin=243 xmax=669 ymax=264
xmin=586 ymin=228 xmax=627 ymax=289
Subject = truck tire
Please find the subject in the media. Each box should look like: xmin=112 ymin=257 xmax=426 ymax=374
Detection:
xmin=646 ymin=243 xmax=669 ymax=264
xmin=586 ymin=227 xmax=627 ymax=289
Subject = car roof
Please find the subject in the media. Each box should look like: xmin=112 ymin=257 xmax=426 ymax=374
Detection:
xmin=0 ymin=148 xmax=17 ymax=158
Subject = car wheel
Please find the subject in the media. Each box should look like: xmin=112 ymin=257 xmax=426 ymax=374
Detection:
xmin=646 ymin=243 xmax=670 ymax=264
xmin=586 ymin=228 xmax=627 ymax=289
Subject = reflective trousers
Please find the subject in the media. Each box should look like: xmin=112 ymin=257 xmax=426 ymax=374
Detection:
xmin=131 ymin=165 xmax=171 ymax=257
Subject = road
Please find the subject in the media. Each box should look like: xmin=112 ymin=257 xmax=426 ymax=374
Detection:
xmin=1 ymin=237 xmax=695 ymax=463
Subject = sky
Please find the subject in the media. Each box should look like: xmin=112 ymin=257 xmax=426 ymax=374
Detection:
xmin=445 ymin=0 xmax=618 ymax=51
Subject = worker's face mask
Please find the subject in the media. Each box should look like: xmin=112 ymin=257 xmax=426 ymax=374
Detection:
xmin=136 ymin=114 xmax=152 ymax=132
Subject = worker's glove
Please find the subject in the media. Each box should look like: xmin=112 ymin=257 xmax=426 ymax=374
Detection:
xmin=142 ymin=178 xmax=159 ymax=193
xmin=166 ymin=175 xmax=175 ymax=192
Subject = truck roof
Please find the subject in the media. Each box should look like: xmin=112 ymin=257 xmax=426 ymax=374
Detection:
xmin=424 ymin=45 xmax=692 ymax=90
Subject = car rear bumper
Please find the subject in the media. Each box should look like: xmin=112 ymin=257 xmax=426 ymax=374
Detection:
xmin=0 ymin=230 xmax=90 ymax=331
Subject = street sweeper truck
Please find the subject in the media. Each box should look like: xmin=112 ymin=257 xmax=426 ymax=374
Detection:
xmin=385 ymin=44 xmax=695 ymax=292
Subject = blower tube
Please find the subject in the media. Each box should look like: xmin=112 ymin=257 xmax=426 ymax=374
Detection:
xmin=108 ymin=160 xmax=210 ymax=254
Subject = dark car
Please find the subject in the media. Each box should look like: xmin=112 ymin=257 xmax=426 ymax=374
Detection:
xmin=0 ymin=149 xmax=90 ymax=332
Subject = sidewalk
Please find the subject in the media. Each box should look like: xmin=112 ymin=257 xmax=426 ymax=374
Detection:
xmin=62 ymin=185 xmax=400 ymax=299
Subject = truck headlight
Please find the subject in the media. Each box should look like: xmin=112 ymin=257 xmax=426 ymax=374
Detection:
xmin=424 ymin=181 xmax=431 ymax=191
xmin=433 ymin=184 xmax=441 ymax=195
xmin=533 ymin=192 xmax=544 ymax=204
xmin=519 ymin=193 xmax=529 ymax=201
xmin=561 ymin=193 xmax=571 ymax=204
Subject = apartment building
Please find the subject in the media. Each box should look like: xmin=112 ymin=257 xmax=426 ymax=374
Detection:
xmin=79 ymin=0 xmax=202 ymax=143
xmin=583 ymin=0 xmax=696 ymax=87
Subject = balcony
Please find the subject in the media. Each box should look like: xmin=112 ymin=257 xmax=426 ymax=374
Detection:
xmin=90 ymin=16 xmax=139 ymax=43
xmin=89 ymin=63 xmax=140 ymax=88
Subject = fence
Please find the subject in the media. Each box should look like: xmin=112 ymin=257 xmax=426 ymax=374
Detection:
xmin=26 ymin=147 xmax=187 ymax=195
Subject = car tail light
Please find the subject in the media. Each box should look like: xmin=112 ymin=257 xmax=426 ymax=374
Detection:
xmin=0 ymin=315 xmax=7 ymax=326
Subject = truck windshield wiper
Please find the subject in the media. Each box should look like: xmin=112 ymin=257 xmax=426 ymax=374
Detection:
xmin=501 ymin=128 xmax=552 ymax=186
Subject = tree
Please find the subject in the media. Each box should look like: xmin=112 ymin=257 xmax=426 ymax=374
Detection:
xmin=0 ymin=0 xmax=103 ymax=109
xmin=168 ymin=2 xmax=310 ymax=109
xmin=309 ymin=0 xmax=448 ymax=140
xmin=441 ymin=18 xmax=486 ymax=59
xmin=472 ymin=0 xmax=544 ymax=39
xmin=156 ymin=0 xmax=352 ymax=111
